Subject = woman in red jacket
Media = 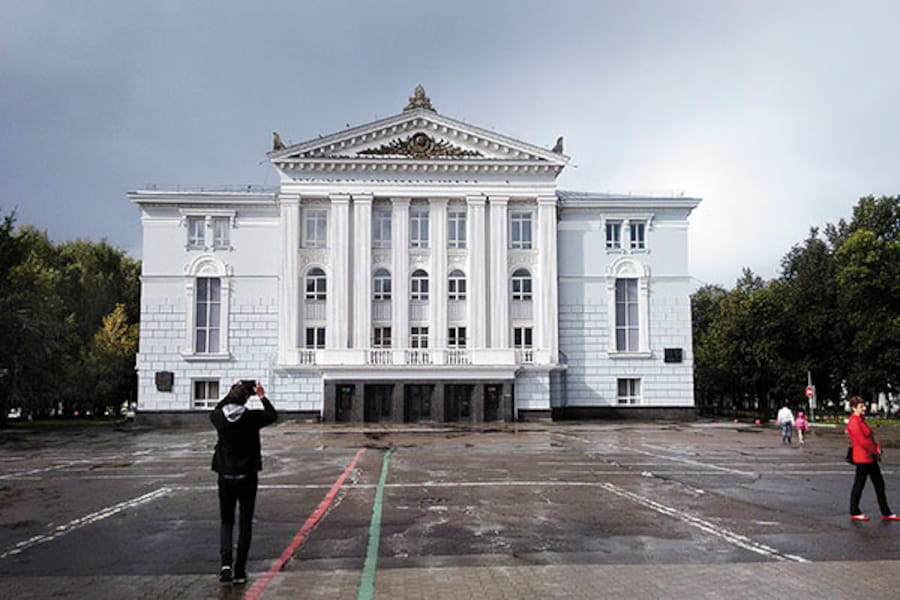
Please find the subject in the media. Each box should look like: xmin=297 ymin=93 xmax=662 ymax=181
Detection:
xmin=847 ymin=396 xmax=900 ymax=521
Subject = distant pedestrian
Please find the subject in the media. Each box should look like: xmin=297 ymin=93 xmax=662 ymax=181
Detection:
xmin=846 ymin=396 xmax=900 ymax=522
xmin=211 ymin=380 xmax=278 ymax=584
xmin=776 ymin=405 xmax=795 ymax=445
xmin=794 ymin=411 xmax=810 ymax=445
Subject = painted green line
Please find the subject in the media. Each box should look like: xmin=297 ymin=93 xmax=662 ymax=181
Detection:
xmin=357 ymin=448 xmax=393 ymax=600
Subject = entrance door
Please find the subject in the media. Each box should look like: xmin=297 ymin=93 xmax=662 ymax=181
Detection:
xmin=364 ymin=385 xmax=392 ymax=422
xmin=445 ymin=385 xmax=472 ymax=422
xmin=404 ymin=385 xmax=433 ymax=422
xmin=336 ymin=385 xmax=354 ymax=423
xmin=484 ymin=384 xmax=500 ymax=422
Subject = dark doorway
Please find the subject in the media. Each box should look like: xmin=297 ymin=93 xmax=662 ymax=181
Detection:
xmin=336 ymin=385 xmax=354 ymax=423
xmin=364 ymin=385 xmax=393 ymax=422
xmin=484 ymin=384 xmax=501 ymax=422
xmin=404 ymin=385 xmax=433 ymax=422
xmin=445 ymin=385 xmax=473 ymax=422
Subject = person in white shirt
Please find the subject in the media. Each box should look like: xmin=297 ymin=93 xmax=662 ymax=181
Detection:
xmin=777 ymin=405 xmax=795 ymax=445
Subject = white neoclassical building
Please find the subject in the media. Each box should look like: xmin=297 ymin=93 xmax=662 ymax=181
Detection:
xmin=130 ymin=87 xmax=700 ymax=424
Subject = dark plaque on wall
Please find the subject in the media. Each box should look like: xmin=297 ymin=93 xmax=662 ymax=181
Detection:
xmin=664 ymin=348 xmax=683 ymax=363
xmin=155 ymin=371 xmax=174 ymax=392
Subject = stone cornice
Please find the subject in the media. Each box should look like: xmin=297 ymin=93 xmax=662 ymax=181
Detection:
xmin=273 ymin=159 xmax=564 ymax=176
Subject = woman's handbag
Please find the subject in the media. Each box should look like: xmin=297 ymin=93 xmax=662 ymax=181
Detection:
xmin=845 ymin=446 xmax=854 ymax=464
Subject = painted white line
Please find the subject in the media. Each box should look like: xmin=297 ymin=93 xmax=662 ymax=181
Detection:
xmin=619 ymin=446 xmax=756 ymax=477
xmin=598 ymin=482 xmax=808 ymax=563
xmin=0 ymin=461 xmax=87 ymax=480
xmin=0 ymin=487 xmax=171 ymax=559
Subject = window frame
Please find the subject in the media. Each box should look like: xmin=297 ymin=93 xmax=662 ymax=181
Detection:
xmin=629 ymin=221 xmax=646 ymax=250
xmin=194 ymin=276 xmax=222 ymax=354
xmin=373 ymin=208 xmax=392 ymax=249
xmin=409 ymin=207 xmax=430 ymax=249
xmin=448 ymin=209 xmax=467 ymax=249
xmin=373 ymin=269 xmax=392 ymax=301
xmin=448 ymin=270 xmax=467 ymax=301
xmin=305 ymin=326 xmax=326 ymax=349
xmin=192 ymin=379 xmax=220 ymax=409
xmin=305 ymin=267 xmax=327 ymax=301
xmin=448 ymin=326 xmax=467 ymax=349
xmin=410 ymin=326 xmax=429 ymax=349
xmin=606 ymin=221 xmax=622 ymax=250
xmin=303 ymin=208 xmax=328 ymax=248
xmin=373 ymin=326 xmax=392 ymax=348
xmin=615 ymin=278 xmax=639 ymax=352
xmin=410 ymin=269 xmax=430 ymax=301
xmin=511 ymin=268 xmax=533 ymax=301
xmin=510 ymin=211 xmax=534 ymax=249
xmin=513 ymin=327 xmax=533 ymax=349
xmin=617 ymin=378 xmax=642 ymax=404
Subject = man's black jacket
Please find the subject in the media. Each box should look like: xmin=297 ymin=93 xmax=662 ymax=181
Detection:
xmin=210 ymin=396 xmax=277 ymax=476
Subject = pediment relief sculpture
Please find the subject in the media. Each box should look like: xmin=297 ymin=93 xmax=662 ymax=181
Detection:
xmin=358 ymin=132 xmax=483 ymax=159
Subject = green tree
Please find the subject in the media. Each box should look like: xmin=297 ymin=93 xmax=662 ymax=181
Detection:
xmin=85 ymin=303 xmax=139 ymax=416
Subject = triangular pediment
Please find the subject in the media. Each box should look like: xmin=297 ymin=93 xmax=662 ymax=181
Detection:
xmin=269 ymin=109 xmax=569 ymax=166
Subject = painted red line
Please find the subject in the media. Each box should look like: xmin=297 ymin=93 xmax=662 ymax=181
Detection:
xmin=243 ymin=447 xmax=367 ymax=600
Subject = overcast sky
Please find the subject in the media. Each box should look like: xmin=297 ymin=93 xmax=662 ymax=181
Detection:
xmin=2 ymin=0 xmax=898 ymax=287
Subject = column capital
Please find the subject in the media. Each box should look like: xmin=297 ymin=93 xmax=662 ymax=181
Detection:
xmin=278 ymin=193 xmax=301 ymax=206
xmin=352 ymin=193 xmax=374 ymax=204
xmin=430 ymin=197 xmax=450 ymax=207
xmin=391 ymin=197 xmax=411 ymax=208
xmin=537 ymin=194 xmax=558 ymax=207
xmin=488 ymin=196 xmax=509 ymax=205
xmin=466 ymin=195 xmax=486 ymax=207
xmin=329 ymin=193 xmax=351 ymax=204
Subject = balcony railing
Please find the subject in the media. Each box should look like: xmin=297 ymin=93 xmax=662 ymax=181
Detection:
xmin=285 ymin=347 xmax=538 ymax=367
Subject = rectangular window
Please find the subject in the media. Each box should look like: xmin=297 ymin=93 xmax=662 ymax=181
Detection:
xmin=211 ymin=217 xmax=230 ymax=249
xmin=510 ymin=212 xmax=533 ymax=249
xmin=373 ymin=209 xmax=392 ymax=248
xmin=187 ymin=216 xmax=205 ymax=249
xmin=195 ymin=277 xmax=221 ymax=353
xmin=606 ymin=221 xmax=622 ymax=249
xmin=373 ymin=274 xmax=392 ymax=300
xmin=513 ymin=327 xmax=533 ymax=348
xmin=615 ymin=279 xmax=639 ymax=351
xmin=373 ymin=327 xmax=392 ymax=348
xmin=305 ymin=327 xmax=325 ymax=349
xmin=192 ymin=380 xmax=220 ymax=409
xmin=410 ymin=208 xmax=429 ymax=248
xmin=303 ymin=209 xmax=327 ymax=248
xmin=410 ymin=326 xmax=429 ymax=348
xmin=617 ymin=378 xmax=641 ymax=404
xmin=448 ymin=327 xmax=467 ymax=348
xmin=629 ymin=222 xmax=646 ymax=250
xmin=448 ymin=210 xmax=467 ymax=249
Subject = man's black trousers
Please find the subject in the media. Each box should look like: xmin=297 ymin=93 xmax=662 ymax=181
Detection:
xmin=218 ymin=473 xmax=258 ymax=573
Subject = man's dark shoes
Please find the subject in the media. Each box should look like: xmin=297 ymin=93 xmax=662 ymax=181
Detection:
xmin=219 ymin=565 xmax=233 ymax=583
xmin=233 ymin=571 xmax=248 ymax=584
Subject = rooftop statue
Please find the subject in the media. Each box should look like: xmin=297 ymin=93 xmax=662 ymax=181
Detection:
xmin=404 ymin=84 xmax=436 ymax=112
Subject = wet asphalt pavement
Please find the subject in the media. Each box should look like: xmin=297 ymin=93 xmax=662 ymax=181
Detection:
xmin=2 ymin=420 xmax=900 ymax=598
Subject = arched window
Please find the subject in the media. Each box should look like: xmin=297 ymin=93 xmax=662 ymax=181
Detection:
xmin=511 ymin=268 xmax=532 ymax=301
xmin=305 ymin=268 xmax=327 ymax=301
xmin=411 ymin=269 xmax=430 ymax=301
xmin=448 ymin=269 xmax=467 ymax=301
xmin=373 ymin=269 xmax=392 ymax=300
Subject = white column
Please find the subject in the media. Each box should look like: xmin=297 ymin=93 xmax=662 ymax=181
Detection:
xmin=278 ymin=193 xmax=300 ymax=362
xmin=430 ymin=198 xmax=449 ymax=351
xmin=328 ymin=194 xmax=350 ymax=349
xmin=391 ymin=198 xmax=411 ymax=349
xmin=488 ymin=196 xmax=509 ymax=348
xmin=352 ymin=194 xmax=373 ymax=348
xmin=537 ymin=195 xmax=559 ymax=362
xmin=466 ymin=196 xmax=487 ymax=349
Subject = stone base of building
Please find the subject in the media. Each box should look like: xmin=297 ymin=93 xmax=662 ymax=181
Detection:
xmin=135 ymin=410 xmax=321 ymax=427
xmin=551 ymin=406 xmax=698 ymax=421
xmin=517 ymin=409 xmax=553 ymax=422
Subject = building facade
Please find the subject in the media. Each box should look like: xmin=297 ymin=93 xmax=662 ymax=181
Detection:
xmin=130 ymin=88 xmax=700 ymax=424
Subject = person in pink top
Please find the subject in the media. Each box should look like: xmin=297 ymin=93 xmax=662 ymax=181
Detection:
xmin=847 ymin=396 xmax=900 ymax=522
xmin=794 ymin=411 xmax=810 ymax=445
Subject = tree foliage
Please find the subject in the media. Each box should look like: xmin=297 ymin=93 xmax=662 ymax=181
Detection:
xmin=0 ymin=211 xmax=140 ymax=424
xmin=693 ymin=195 xmax=900 ymax=416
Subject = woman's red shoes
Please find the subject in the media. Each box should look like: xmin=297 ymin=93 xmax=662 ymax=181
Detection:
xmin=850 ymin=514 xmax=870 ymax=521
xmin=881 ymin=514 xmax=900 ymax=521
